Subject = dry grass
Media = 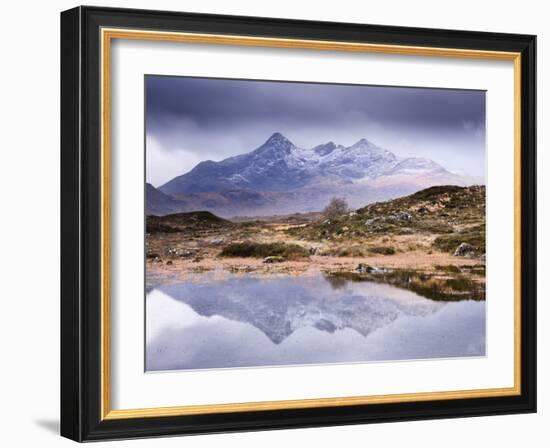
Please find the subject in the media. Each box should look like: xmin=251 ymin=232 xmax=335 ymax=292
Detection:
xmin=220 ymin=242 xmax=310 ymax=260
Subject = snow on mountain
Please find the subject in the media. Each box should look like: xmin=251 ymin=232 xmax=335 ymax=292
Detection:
xmin=312 ymin=141 xmax=341 ymax=156
xmin=384 ymin=157 xmax=449 ymax=176
xmin=161 ymin=133 xmax=313 ymax=193
xmin=159 ymin=132 xmax=458 ymax=195
xmin=151 ymin=132 xmax=479 ymax=216
xmin=317 ymin=138 xmax=399 ymax=180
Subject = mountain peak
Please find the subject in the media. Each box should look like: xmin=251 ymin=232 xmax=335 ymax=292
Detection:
xmin=312 ymin=141 xmax=338 ymax=156
xmin=386 ymin=157 xmax=447 ymax=175
xmin=351 ymin=138 xmax=375 ymax=147
xmin=253 ymin=132 xmax=295 ymax=157
xmin=265 ymin=132 xmax=292 ymax=146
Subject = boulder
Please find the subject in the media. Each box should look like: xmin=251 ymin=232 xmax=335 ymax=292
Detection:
xmin=454 ymin=242 xmax=475 ymax=257
xmin=364 ymin=217 xmax=380 ymax=226
xmin=263 ymin=256 xmax=285 ymax=264
xmin=356 ymin=263 xmax=388 ymax=274
xmin=179 ymin=249 xmax=196 ymax=258
xmin=394 ymin=211 xmax=413 ymax=221
xmin=356 ymin=263 xmax=374 ymax=273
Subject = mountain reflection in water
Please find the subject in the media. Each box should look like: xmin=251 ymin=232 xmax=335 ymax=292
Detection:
xmin=146 ymin=273 xmax=485 ymax=371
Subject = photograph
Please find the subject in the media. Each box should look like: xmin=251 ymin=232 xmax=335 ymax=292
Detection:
xmin=144 ymin=76 xmax=487 ymax=371
xmin=57 ymin=4 xmax=538 ymax=442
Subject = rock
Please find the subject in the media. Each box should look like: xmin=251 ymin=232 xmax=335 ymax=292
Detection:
xmin=357 ymin=263 xmax=388 ymax=274
xmin=479 ymin=253 xmax=486 ymax=261
xmin=341 ymin=226 xmax=349 ymax=232
xmin=210 ymin=238 xmax=225 ymax=245
xmin=166 ymin=260 xmax=173 ymax=265
xmin=309 ymin=246 xmax=319 ymax=255
xmin=356 ymin=263 xmax=374 ymax=273
xmin=394 ymin=211 xmax=412 ymax=221
xmin=314 ymin=319 xmax=337 ymax=333
xmin=179 ymin=249 xmax=195 ymax=258
xmin=454 ymin=242 xmax=475 ymax=257
xmin=263 ymin=256 xmax=285 ymax=264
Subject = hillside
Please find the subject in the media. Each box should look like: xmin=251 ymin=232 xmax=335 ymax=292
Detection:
xmin=288 ymin=185 xmax=485 ymax=256
xmin=146 ymin=211 xmax=233 ymax=234
xmin=145 ymin=183 xmax=183 ymax=216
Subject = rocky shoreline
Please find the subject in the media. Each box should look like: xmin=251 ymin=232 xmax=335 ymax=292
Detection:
xmin=146 ymin=252 xmax=485 ymax=301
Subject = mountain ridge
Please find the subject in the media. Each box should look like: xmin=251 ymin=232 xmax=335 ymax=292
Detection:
xmin=159 ymin=132 xmax=462 ymax=194
xmin=149 ymin=133 xmax=481 ymax=217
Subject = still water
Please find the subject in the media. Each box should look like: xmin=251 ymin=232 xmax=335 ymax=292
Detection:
xmin=146 ymin=273 xmax=485 ymax=371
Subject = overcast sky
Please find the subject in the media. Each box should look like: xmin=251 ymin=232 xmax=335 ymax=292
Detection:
xmin=146 ymin=75 xmax=486 ymax=187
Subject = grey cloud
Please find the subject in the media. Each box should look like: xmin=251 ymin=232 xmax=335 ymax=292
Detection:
xmin=146 ymin=75 xmax=486 ymax=184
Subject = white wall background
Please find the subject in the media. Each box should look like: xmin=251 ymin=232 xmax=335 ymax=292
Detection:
xmin=0 ymin=0 xmax=546 ymax=446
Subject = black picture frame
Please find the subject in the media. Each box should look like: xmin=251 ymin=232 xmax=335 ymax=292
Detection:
xmin=61 ymin=5 xmax=536 ymax=442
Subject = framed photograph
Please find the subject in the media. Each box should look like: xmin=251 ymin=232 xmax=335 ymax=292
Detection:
xmin=61 ymin=6 xmax=536 ymax=442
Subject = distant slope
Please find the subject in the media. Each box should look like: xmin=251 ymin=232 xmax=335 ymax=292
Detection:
xmin=145 ymin=183 xmax=184 ymax=216
xmin=146 ymin=210 xmax=233 ymax=234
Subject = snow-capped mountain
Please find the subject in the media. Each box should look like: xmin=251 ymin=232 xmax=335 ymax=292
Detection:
xmin=160 ymin=132 xmax=462 ymax=194
xmin=161 ymin=133 xmax=314 ymax=194
xmin=316 ymin=138 xmax=399 ymax=180
xmin=150 ymin=133 xmax=480 ymax=217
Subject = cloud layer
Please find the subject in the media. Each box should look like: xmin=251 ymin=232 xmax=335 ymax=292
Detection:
xmin=146 ymin=75 xmax=486 ymax=186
